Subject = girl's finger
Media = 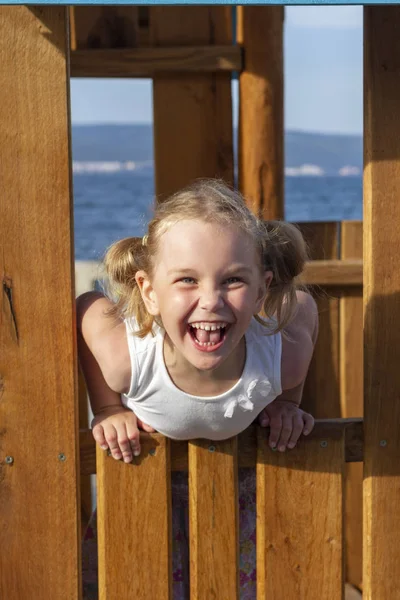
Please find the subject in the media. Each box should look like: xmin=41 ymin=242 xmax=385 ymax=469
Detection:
xmin=104 ymin=426 xmax=123 ymax=461
xmin=114 ymin=422 xmax=134 ymax=463
xmin=303 ymin=413 xmax=315 ymax=436
xmin=268 ymin=415 xmax=282 ymax=449
xmin=276 ymin=416 xmax=293 ymax=451
xmin=92 ymin=424 xmax=108 ymax=451
xmin=287 ymin=415 xmax=306 ymax=449
xmin=126 ymin=421 xmax=141 ymax=457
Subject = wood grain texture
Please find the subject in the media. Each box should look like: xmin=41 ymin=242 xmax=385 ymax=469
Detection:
xmin=70 ymin=46 xmax=242 ymax=77
xmin=257 ymin=427 xmax=345 ymax=598
xmin=80 ymin=419 xmax=364 ymax=475
xmin=340 ymin=222 xmax=363 ymax=589
xmin=299 ymin=223 xmax=341 ymax=418
xmin=0 ymin=7 xmax=80 ymax=599
xmin=97 ymin=437 xmax=172 ymax=599
xmin=189 ymin=438 xmax=239 ymax=599
xmin=70 ymin=6 xmax=139 ymax=50
xmin=300 ymin=259 xmax=362 ymax=287
xmin=237 ymin=7 xmax=284 ymax=219
xmin=364 ymin=8 xmax=400 ymax=598
xmin=151 ymin=7 xmax=234 ymax=199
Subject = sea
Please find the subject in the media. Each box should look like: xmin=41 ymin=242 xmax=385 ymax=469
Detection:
xmin=73 ymin=168 xmax=362 ymax=261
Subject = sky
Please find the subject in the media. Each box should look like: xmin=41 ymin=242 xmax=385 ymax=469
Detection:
xmin=70 ymin=6 xmax=363 ymax=136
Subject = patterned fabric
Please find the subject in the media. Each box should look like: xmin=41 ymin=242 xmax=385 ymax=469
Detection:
xmin=82 ymin=469 xmax=257 ymax=600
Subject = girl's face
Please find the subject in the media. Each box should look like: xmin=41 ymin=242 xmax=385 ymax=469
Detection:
xmin=136 ymin=219 xmax=272 ymax=374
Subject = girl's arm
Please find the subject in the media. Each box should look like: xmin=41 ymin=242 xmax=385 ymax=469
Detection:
xmin=258 ymin=291 xmax=319 ymax=451
xmin=77 ymin=291 xmax=142 ymax=461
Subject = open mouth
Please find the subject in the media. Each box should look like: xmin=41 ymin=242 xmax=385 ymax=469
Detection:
xmin=187 ymin=322 xmax=229 ymax=352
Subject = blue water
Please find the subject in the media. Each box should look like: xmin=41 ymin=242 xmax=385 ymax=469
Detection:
xmin=73 ymin=169 xmax=362 ymax=261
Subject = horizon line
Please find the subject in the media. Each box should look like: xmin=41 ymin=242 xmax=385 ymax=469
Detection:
xmin=71 ymin=122 xmax=363 ymax=137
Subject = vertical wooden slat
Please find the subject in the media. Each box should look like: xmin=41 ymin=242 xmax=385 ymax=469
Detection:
xmin=364 ymin=7 xmax=400 ymax=598
xmin=340 ymin=221 xmax=363 ymax=589
xmin=97 ymin=436 xmax=172 ymax=599
xmin=189 ymin=438 xmax=239 ymax=600
xmin=151 ymin=6 xmax=234 ymax=198
xmin=237 ymin=7 xmax=284 ymax=219
xmin=79 ymin=368 xmax=92 ymax=536
xmin=299 ymin=222 xmax=341 ymax=418
xmin=70 ymin=7 xmax=138 ymax=50
xmin=257 ymin=428 xmax=345 ymax=598
xmin=0 ymin=7 xmax=80 ymax=599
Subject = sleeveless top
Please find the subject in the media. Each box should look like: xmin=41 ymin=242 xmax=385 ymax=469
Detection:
xmin=121 ymin=317 xmax=282 ymax=441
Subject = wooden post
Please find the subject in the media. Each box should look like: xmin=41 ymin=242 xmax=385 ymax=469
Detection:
xmin=151 ymin=6 xmax=234 ymax=199
xmin=0 ymin=7 xmax=80 ymax=599
xmin=364 ymin=7 xmax=400 ymax=598
xmin=237 ymin=7 xmax=284 ymax=219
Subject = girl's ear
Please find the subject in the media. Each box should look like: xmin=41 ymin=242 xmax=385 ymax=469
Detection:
xmin=255 ymin=270 xmax=273 ymax=313
xmin=135 ymin=270 xmax=160 ymax=316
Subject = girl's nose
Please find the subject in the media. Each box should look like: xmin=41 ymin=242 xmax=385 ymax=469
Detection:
xmin=199 ymin=288 xmax=224 ymax=311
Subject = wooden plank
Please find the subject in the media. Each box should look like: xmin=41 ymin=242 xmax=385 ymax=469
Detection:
xmin=340 ymin=221 xmax=363 ymax=589
xmin=80 ymin=419 xmax=364 ymax=475
xmin=0 ymin=7 xmax=80 ymax=599
xmin=237 ymin=7 xmax=284 ymax=219
xmin=70 ymin=46 xmax=242 ymax=77
xmin=189 ymin=438 xmax=239 ymax=599
xmin=151 ymin=7 xmax=234 ymax=198
xmin=298 ymin=223 xmax=341 ymax=418
xmin=79 ymin=368 xmax=92 ymax=536
xmin=97 ymin=437 xmax=172 ymax=599
xmin=300 ymin=259 xmax=362 ymax=287
xmin=364 ymin=8 xmax=400 ymax=598
xmin=257 ymin=427 xmax=345 ymax=598
xmin=70 ymin=7 xmax=139 ymax=50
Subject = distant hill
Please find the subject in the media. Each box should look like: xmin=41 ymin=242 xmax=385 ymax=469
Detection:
xmin=71 ymin=124 xmax=362 ymax=176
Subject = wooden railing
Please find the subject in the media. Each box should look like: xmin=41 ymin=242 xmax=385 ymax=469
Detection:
xmin=75 ymin=219 xmax=364 ymax=596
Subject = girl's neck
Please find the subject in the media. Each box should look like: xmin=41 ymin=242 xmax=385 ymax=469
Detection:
xmin=163 ymin=335 xmax=246 ymax=397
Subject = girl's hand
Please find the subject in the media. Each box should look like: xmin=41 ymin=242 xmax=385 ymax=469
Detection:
xmin=258 ymin=400 xmax=314 ymax=452
xmin=92 ymin=406 xmax=143 ymax=463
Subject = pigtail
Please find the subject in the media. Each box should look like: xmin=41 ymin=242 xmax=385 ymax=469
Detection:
xmin=103 ymin=237 xmax=154 ymax=337
xmin=259 ymin=221 xmax=309 ymax=331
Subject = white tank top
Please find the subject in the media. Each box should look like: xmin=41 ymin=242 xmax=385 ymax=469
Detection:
xmin=122 ymin=317 xmax=282 ymax=441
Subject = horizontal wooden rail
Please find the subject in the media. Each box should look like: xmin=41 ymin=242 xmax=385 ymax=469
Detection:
xmin=70 ymin=46 xmax=243 ymax=78
xmin=80 ymin=418 xmax=363 ymax=475
xmin=300 ymin=259 xmax=363 ymax=286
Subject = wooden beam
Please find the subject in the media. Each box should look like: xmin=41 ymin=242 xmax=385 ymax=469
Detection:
xmin=80 ymin=419 xmax=364 ymax=476
xmin=237 ymin=7 xmax=284 ymax=219
xmin=0 ymin=7 xmax=80 ymax=599
xmin=70 ymin=46 xmax=242 ymax=77
xmin=300 ymin=259 xmax=363 ymax=287
xmin=363 ymin=7 xmax=400 ymax=598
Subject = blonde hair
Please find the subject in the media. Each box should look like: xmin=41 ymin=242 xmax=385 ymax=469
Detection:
xmin=104 ymin=179 xmax=308 ymax=337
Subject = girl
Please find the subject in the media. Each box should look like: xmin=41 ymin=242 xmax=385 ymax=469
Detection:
xmin=78 ymin=179 xmax=318 ymax=599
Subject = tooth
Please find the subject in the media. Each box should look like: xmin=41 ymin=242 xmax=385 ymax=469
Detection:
xmin=204 ymin=325 xmax=210 ymax=331
xmin=211 ymin=326 xmax=216 ymax=331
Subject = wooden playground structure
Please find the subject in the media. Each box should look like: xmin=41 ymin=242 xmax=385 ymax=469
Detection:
xmin=1 ymin=5 xmax=399 ymax=599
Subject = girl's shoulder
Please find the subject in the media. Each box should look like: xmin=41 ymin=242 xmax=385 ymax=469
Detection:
xmin=77 ymin=292 xmax=131 ymax=392
xmin=281 ymin=291 xmax=318 ymax=391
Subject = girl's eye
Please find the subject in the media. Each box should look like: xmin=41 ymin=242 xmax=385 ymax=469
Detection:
xmin=180 ymin=277 xmax=196 ymax=284
xmin=225 ymin=277 xmax=243 ymax=285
